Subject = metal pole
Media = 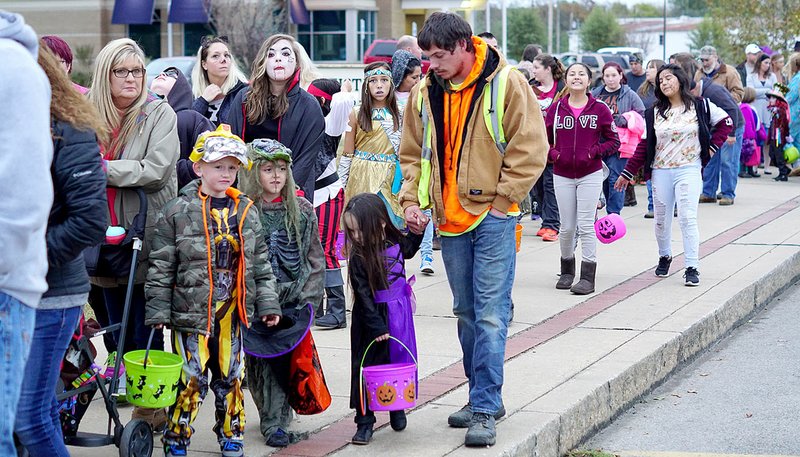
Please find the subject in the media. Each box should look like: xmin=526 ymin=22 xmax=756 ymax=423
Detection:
xmin=662 ymin=0 xmax=667 ymax=60
xmin=556 ymin=1 xmax=561 ymax=53
xmin=485 ymin=0 xmax=490 ymax=33
xmin=167 ymin=0 xmax=173 ymax=57
xmin=501 ymin=0 xmax=507 ymax=56
xmin=547 ymin=0 xmax=553 ymax=53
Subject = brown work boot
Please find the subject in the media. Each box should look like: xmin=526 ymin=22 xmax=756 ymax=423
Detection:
xmin=132 ymin=406 xmax=168 ymax=433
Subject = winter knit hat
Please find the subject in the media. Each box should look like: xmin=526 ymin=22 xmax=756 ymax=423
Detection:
xmin=391 ymin=49 xmax=420 ymax=88
xmin=248 ymin=138 xmax=293 ymax=165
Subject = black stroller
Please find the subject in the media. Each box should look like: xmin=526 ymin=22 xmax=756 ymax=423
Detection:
xmin=19 ymin=188 xmax=155 ymax=456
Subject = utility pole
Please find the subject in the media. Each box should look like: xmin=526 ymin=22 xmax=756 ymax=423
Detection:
xmin=547 ymin=0 xmax=554 ymax=53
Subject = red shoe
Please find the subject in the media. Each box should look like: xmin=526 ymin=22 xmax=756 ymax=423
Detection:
xmin=541 ymin=228 xmax=559 ymax=242
xmin=536 ymin=227 xmax=547 ymax=237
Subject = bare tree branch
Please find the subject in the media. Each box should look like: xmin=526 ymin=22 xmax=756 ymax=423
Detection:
xmin=209 ymin=0 xmax=288 ymax=70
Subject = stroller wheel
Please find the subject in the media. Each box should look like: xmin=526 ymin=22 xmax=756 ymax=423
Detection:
xmin=119 ymin=419 xmax=153 ymax=457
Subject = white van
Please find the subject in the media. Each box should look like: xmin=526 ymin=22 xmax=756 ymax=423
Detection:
xmin=596 ymin=47 xmax=645 ymax=57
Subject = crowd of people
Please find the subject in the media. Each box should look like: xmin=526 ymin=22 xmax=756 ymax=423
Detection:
xmin=2 ymin=5 xmax=800 ymax=457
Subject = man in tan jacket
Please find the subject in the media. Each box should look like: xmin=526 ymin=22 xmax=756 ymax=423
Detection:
xmin=399 ymin=11 xmax=547 ymax=448
xmin=695 ymin=45 xmax=745 ymax=103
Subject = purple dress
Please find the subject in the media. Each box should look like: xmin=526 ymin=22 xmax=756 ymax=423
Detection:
xmin=374 ymin=243 xmax=418 ymax=366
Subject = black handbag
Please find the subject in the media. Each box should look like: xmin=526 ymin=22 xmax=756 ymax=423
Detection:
xmin=84 ymin=188 xmax=148 ymax=279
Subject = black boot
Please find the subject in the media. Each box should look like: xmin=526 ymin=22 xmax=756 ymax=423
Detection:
xmin=315 ymin=285 xmax=347 ymax=329
xmin=747 ymin=166 xmax=760 ymax=178
xmin=556 ymin=257 xmax=575 ymax=289
xmin=624 ymin=185 xmax=637 ymax=207
xmin=570 ymin=261 xmax=597 ymax=295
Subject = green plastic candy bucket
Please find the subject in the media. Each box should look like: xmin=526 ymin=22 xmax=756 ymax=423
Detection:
xmin=123 ymin=331 xmax=183 ymax=408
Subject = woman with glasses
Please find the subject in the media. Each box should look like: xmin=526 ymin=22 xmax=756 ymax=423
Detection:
xmin=151 ymin=66 xmax=214 ymax=189
xmin=88 ymin=38 xmax=179 ymax=431
xmin=191 ymin=36 xmax=249 ymax=125
xmin=228 ymin=34 xmax=325 ymax=203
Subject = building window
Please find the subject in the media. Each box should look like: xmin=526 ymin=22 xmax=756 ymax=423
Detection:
xmin=357 ymin=11 xmax=376 ymax=61
xmin=183 ymin=23 xmax=216 ymax=57
xmin=129 ymin=9 xmax=162 ymax=59
xmin=298 ymin=10 xmax=347 ymax=61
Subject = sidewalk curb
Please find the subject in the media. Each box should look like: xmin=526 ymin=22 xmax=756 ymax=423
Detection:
xmin=527 ymin=250 xmax=800 ymax=457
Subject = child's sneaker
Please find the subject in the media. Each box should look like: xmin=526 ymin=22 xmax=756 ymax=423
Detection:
xmin=266 ymin=428 xmax=289 ymax=447
xmin=164 ymin=442 xmax=188 ymax=457
xmin=420 ymin=255 xmax=434 ymax=275
xmin=220 ymin=438 xmax=244 ymax=457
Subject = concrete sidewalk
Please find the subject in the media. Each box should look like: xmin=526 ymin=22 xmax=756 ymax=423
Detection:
xmin=70 ymin=177 xmax=800 ymax=457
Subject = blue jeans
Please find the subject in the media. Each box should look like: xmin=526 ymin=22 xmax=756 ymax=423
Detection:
xmin=440 ymin=213 xmax=515 ymax=415
xmin=534 ymin=164 xmax=560 ymax=230
xmin=15 ymin=306 xmax=82 ymax=457
xmin=702 ymin=126 xmax=743 ymax=199
xmin=0 ymin=292 xmax=36 ymax=456
xmin=646 ymin=180 xmax=654 ymax=212
xmin=603 ymin=154 xmax=628 ymax=214
xmin=420 ymin=209 xmax=434 ymax=264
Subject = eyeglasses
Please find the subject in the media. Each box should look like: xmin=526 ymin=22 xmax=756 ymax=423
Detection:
xmin=112 ymin=68 xmax=145 ymax=79
xmin=160 ymin=68 xmax=179 ymax=79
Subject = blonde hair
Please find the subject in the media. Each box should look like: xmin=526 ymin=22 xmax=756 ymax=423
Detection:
xmin=788 ymin=53 xmax=800 ymax=80
xmin=191 ymin=38 xmax=248 ymax=99
xmin=295 ymin=43 xmax=322 ymax=90
xmin=247 ymin=34 xmax=307 ymax=123
xmin=89 ymin=38 xmax=147 ymax=158
xmin=38 ymin=41 xmax=108 ymax=143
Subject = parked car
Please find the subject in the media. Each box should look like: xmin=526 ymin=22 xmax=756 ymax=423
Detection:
xmin=363 ymin=39 xmax=431 ymax=73
xmin=596 ymin=47 xmax=645 ymax=58
xmin=556 ymin=53 xmax=631 ymax=86
xmin=145 ymin=56 xmax=196 ymax=88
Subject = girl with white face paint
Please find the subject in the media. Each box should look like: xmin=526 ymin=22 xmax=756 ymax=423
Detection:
xmin=227 ymin=34 xmax=325 ymax=205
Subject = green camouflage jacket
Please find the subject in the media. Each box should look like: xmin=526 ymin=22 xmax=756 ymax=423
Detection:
xmin=145 ymin=180 xmax=280 ymax=335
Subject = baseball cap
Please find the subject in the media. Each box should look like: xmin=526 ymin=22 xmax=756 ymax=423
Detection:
xmin=699 ymin=46 xmax=717 ymax=58
xmin=745 ymin=43 xmax=761 ymax=55
xmin=629 ymin=53 xmax=643 ymax=64
xmin=189 ymin=125 xmax=251 ymax=168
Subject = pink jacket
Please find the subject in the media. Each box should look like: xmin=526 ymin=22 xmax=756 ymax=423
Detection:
xmin=617 ymin=111 xmax=645 ymax=158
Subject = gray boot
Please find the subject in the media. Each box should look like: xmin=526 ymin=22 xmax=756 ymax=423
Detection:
xmin=570 ymin=261 xmax=596 ymax=295
xmin=556 ymin=257 xmax=575 ymax=289
xmin=315 ymin=286 xmax=347 ymax=329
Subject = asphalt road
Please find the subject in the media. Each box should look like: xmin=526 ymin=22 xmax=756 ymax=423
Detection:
xmin=579 ymin=281 xmax=800 ymax=457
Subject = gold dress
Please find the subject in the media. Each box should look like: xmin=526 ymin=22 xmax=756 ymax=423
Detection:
xmin=344 ymin=107 xmax=404 ymax=227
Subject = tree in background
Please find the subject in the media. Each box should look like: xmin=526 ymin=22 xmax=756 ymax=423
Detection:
xmin=688 ymin=17 xmax=734 ymax=63
xmin=209 ymin=0 xmax=287 ymax=69
xmin=671 ymin=0 xmax=708 ymax=17
xmin=706 ymin=0 xmax=800 ymax=61
xmin=507 ymin=7 xmax=547 ymax=61
xmin=580 ymin=7 xmax=626 ymax=51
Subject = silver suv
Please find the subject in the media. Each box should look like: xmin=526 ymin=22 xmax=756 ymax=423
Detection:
xmin=556 ymin=53 xmax=631 ymax=86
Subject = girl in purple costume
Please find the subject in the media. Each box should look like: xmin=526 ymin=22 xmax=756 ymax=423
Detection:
xmin=341 ymin=193 xmax=422 ymax=445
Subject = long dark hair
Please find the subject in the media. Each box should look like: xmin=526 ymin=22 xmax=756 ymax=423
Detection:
xmin=358 ymin=62 xmax=400 ymax=133
xmin=343 ymin=193 xmax=403 ymax=293
xmin=554 ymin=62 xmax=593 ymax=102
xmin=654 ymin=63 xmax=695 ymax=119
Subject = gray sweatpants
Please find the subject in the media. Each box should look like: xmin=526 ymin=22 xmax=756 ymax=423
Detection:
xmin=554 ymin=169 xmax=604 ymax=262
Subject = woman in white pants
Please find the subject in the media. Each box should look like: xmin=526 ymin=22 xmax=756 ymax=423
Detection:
xmin=615 ymin=64 xmax=732 ymax=286
xmin=544 ymin=63 xmax=620 ymax=295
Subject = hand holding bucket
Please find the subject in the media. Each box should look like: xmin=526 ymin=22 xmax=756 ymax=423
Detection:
xmin=359 ymin=336 xmax=418 ymax=413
